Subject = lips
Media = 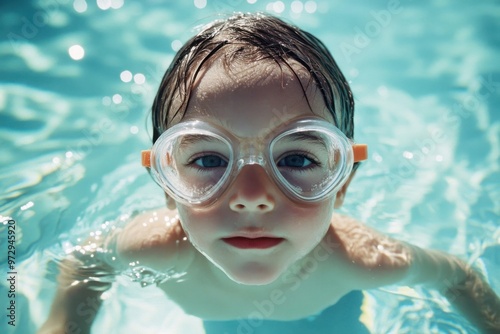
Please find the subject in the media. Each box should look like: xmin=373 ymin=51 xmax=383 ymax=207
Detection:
xmin=222 ymin=236 xmax=284 ymax=249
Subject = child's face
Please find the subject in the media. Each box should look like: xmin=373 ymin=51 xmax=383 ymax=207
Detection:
xmin=173 ymin=59 xmax=340 ymax=285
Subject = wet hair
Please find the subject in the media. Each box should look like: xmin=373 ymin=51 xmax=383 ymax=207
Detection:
xmin=152 ymin=12 xmax=358 ymax=170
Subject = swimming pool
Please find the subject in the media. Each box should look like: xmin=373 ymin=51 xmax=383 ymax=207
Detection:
xmin=1 ymin=0 xmax=499 ymax=333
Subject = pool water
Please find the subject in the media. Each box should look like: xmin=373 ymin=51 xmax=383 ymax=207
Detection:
xmin=1 ymin=0 xmax=499 ymax=333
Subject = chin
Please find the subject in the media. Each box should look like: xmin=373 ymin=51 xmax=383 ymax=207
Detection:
xmin=223 ymin=262 xmax=283 ymax=286
xmin=228 ymin=274 xmax=279 ymax=286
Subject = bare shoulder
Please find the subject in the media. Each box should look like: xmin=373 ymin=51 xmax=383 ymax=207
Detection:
xmin=330 ymin=213 xmax=412 ymax=269
xmin=117 ymin=208 xmax=183 ymax=252
xmin=326 ymin=213 xmax=413 ymax=288
xmin=116 ymin=208 xmax=195 ymax=272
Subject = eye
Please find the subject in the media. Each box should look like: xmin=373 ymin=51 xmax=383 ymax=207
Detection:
xmin=193 ymin=155 xmax=228 ymax=168
xmin=277 ymin=154 xmax=314 ymax=168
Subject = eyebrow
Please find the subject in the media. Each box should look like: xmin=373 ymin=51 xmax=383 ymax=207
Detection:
xmin=179 ymin=134 xmax=220 ymax=149
xmin=281 ymin=133 xmax=329 ymax=150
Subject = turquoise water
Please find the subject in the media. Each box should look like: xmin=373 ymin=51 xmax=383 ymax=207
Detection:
xmin=1 ymin=0 xmax=499 ymax=333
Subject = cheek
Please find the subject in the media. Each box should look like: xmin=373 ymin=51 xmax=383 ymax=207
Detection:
xmin=287 ymin=200 xmax=334 ymax=226
xmin=284 ymin=200 xmax=334 ymax=243
xmin=175 ymin=205 xmax=222 ymax=246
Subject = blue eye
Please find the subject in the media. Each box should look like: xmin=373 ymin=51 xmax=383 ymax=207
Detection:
xmin=277 ymin=155 xmax=313 ymax=168
xmin=193 ymin=155 xmax=228 ymax=168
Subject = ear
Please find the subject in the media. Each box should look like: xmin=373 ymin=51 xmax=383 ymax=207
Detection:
xmin=334 ymin=170 xmax=356 ymax=209
xmin=165 ymin=193 xmax=177 ymax=210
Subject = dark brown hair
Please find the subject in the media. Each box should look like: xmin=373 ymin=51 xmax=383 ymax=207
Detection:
xmin=151 ymin=12 xmax=356 ymax=168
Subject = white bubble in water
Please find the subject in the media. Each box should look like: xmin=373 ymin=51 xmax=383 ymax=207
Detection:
xmin=304 ymin=1 xmax=317 ymax=13
xmin=73 ymin=0 xmax=88 ymax=13
xmin=97 ymin=0 xmax=111 ymax=10
xmin=112 ymin=94 xmax=122 ymax=104
xmin=133 ymin=73 xmax=146 ymax=84
xmin=120 ymin=70 xmax=132 ymax=82
xmin=68 ymin=44 xmax=85 ymax=60
xmin=171 ymin=40 xmax=182 ymax=51
xmin=273 ymin=1 xmax=285 ymax=13
xmin=291 ymin=1 xmax=303 ymax=13
xmin=110 ymin=0 xmax=124 ymax=9
xmin=194 ymin=0 xmax=206 ymax=9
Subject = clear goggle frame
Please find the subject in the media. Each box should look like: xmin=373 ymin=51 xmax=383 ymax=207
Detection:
xmin=142 ymin=117 xmax=367 ymax=206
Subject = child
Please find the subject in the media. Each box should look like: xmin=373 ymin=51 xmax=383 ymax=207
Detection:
xmin=40 ymin=13 xmax=500 ymax=334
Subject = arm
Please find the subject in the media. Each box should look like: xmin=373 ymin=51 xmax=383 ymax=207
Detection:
xmin=38 ymin=230 xmax=121 ymax=334
xmin=405 ymin=245 xmax=500 ymax=334
xmin=331 ymin=214 xmax=500 ymax=333
xmin=37 ymin=257 xmax=115 ymax=334
xmin=39 ymin=208 xmax=193 ymax=333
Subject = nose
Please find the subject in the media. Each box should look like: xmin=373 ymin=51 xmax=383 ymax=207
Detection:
xmin=228 ymin=165 xmax=276 ymax=213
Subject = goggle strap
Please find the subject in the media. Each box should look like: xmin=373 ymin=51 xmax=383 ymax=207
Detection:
xmin=142 ymin=150 xmax=151 ymax=167
xmin=142 ymin=145 xmax=368 ymax=167
xmin=353 ymin=144 xmax=368 ymax=162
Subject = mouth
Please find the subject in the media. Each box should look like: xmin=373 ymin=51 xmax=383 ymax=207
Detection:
xmin=221 ymin=236 xmax=285 ymax=249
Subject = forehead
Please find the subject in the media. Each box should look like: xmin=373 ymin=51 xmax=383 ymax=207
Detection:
xmin=182 ymin=58 xmax=333 ymax=137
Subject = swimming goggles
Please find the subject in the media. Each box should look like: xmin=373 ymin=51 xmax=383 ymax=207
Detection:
xmin=142 ymin=117 xmax=367 ymax=206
